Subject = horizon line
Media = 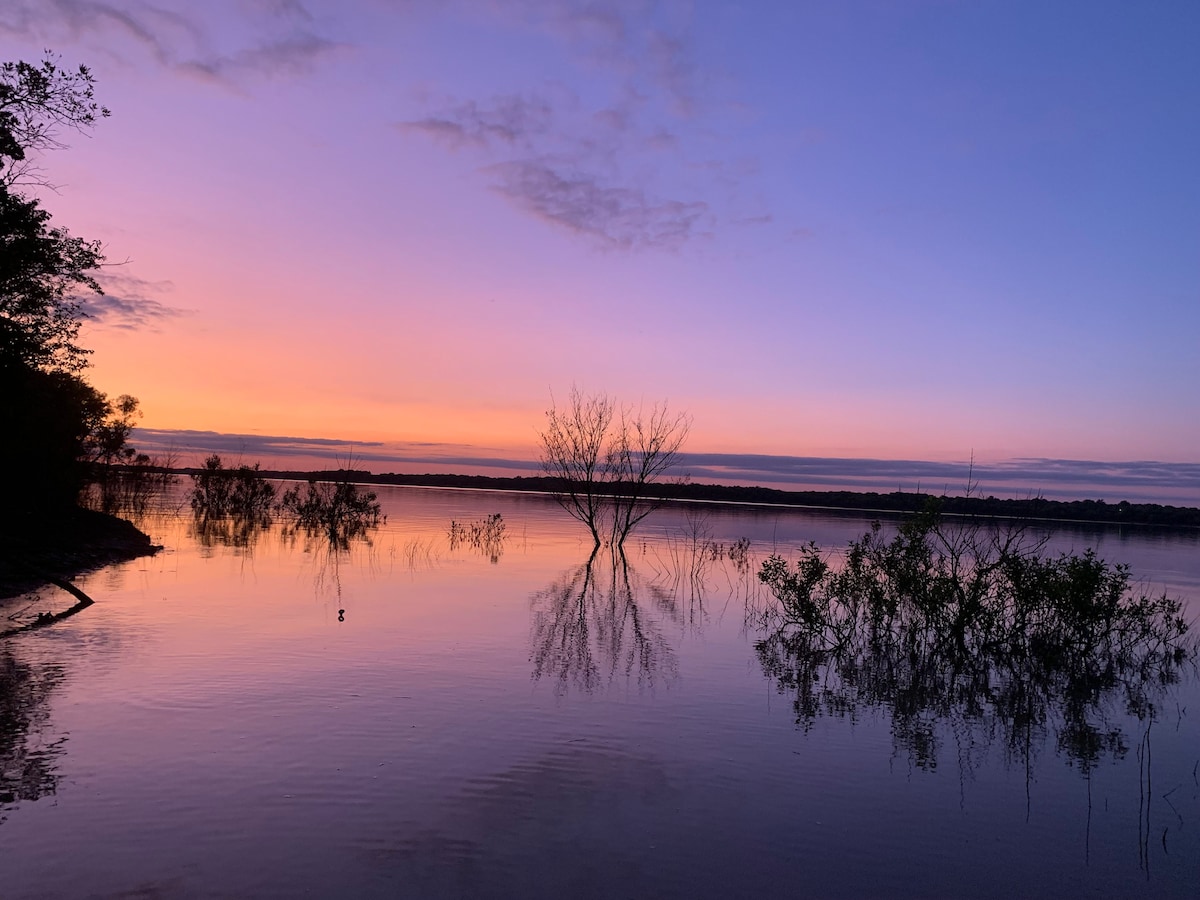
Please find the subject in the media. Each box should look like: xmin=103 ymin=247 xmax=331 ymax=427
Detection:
xmin=130 ymin=427 xmax=1200 ymax=507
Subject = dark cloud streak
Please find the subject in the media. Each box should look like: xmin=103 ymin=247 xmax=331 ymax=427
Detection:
xmin=79 ymin=271 xmax=186 ymax=330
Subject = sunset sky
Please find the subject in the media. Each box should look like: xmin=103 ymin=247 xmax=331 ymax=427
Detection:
xmin=3 ymin=2 xmax=1197 ymax=485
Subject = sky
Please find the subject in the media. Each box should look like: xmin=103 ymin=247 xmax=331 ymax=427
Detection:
xmin=3 ymin=1 xmax=1198 ymax=496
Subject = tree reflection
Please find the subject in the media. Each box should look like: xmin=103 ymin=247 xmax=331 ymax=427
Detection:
xmin=530 ymin=550 xmax=678 ymax=694
xmin=186 ymin=465 xmax=383 ymax=557
xmin=278 ymin=478 xmax=383 ymax=552
xmin=188 ymin=510 xmax=272 ymax=552
xmin=754 ymin=507 xmax=1195 ymax=774
xmin=0 ymin=651 xmax=66 ymax=823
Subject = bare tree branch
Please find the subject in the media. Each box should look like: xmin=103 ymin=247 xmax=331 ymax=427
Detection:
xmin=538 ymin=386 xmax=691 ymax=547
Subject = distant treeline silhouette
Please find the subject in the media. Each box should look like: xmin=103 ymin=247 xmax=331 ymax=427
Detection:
xmin=165 ymin=467 xmax=1200 ymax=529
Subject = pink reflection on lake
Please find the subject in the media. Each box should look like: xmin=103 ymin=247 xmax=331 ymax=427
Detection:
xmin=1 ymin=485 xmax=1198 ymax=898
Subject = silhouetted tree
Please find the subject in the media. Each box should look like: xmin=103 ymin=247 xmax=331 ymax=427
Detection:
xmin=0 ymin=184 xmax=103 ymax=373
xmin=1 ymin=55 xmax=108 ymax=186
xmin=538 ymin=386 xmax=690 ymax=547
xmin=1 ymin=54 xmax=108 ymax=371
xmin=0 ymin=54 xmax=129 ymax=523
xmin=1 ymin=363 xmax=109 ymax=511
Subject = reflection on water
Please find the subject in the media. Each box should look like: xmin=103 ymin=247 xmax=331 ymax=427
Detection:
xmin=187 ymin=478 xmax=386 ymax=603
xmin=448 ymin=513 xmax=509 ymax=564
xmin=754 ymin=513 xmax=1195 ymax=778
xmin=1 ymin=486 xmax=1198 ymax=898
xmin=187 ymin=469 xmax=384 ymax=556
xmin=0 ymin=652 xmax=66 ymax=822
xmin=530 ymin=550 xmax=679 ymax=694
xmin=189 ymin=510 xmax=271 ymax=552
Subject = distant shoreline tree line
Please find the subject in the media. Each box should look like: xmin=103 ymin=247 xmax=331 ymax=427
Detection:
xmin=150 ymin=465 xmax=1200 ymax=530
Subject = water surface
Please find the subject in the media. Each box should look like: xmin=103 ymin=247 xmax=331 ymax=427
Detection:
xmin=2 ymin=486 xmax=1198 ymax=898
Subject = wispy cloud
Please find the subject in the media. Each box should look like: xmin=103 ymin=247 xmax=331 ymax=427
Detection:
xmin=131 ymin=428 xmax=544 ymax=474
xmin=397 ymin=2 xmax=754 ymax=251
xmin=500 ymin=1 xmax=702 ymax=116
xmin=245 ymin=0 xmax=314 ymax=24
xmin=78 ymin=271 xmax=187 ymax=330
xmin=179 ymin=32 xmax=344 ymax=83
xmin=487 ymin=159 xmax=708 ymax=250
xmin=400 ymin=95 xmax=554 ymax=151
xmin=0 ymin=0 xmax=345 ymax=86
xmin=0 ymin=0 xmax=191 ymax=67
xmin=401 ymin=87 xmax=714 ymax=249
xmin=675 ymin=454 xmax=1200 ymax=504
xmin=6 ymin=1 xmax=756 ymax=248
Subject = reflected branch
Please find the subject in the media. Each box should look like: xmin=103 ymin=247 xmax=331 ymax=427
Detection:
xmin=0 ymin=651 xmax=67 ymax=822
xmin=530 ymin=549 xmax=678 ymax=694
xmin=0 ymin=576 xmax=95 ymax=638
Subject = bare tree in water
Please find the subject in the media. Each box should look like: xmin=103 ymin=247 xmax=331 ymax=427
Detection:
xmin=538 ymin=386 xmax=690 ymax=548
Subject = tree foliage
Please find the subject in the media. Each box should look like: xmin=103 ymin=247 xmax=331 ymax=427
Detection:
xmin=0 ymin=185 xmax=103 ymax=372
xmin=1 ymin=55 xmax=109 ymax=187
xmin=190 ymin=455 xmax=277 ymax=519
xmin=0 ymin=53 xmax=130 ymax=522
xmin=538 ymin=386 xmax=691 ymax=547
xmin=1 ymin=54 xmax=109 ymax=374
xmin=1 ymin=363 xmax=110 ymax=511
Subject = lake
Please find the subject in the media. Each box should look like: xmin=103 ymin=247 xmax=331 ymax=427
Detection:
xmin=3 ymin=485 xmax=1198 ymax=899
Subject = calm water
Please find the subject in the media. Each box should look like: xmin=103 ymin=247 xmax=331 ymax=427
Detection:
xmin=3 ymin=486 xmax=1199 ymax=899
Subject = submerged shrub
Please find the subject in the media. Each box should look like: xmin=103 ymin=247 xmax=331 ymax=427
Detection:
xmin=186 ymin=455 xmax=276 ymax=549
xmin=727 ymin=537 xmax=753 ymax=574
xmin=277 ymin=478 xmax=382 ymax=548
xmin=189 ymin=455 xmax=276 ymax=520
xmin=755 ymin=503 xmax=1194 ymax=773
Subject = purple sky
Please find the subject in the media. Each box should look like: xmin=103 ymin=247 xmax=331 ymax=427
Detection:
xmin=4 ymin=2 xmax=1198 ymax=485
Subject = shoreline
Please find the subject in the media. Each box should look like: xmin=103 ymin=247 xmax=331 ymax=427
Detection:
xmin=0 ymin=507 xmax=160 ymax=605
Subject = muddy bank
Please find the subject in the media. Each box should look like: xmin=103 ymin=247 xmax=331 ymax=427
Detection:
xmin=0 ymin=508 xmax=160 ymax=604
